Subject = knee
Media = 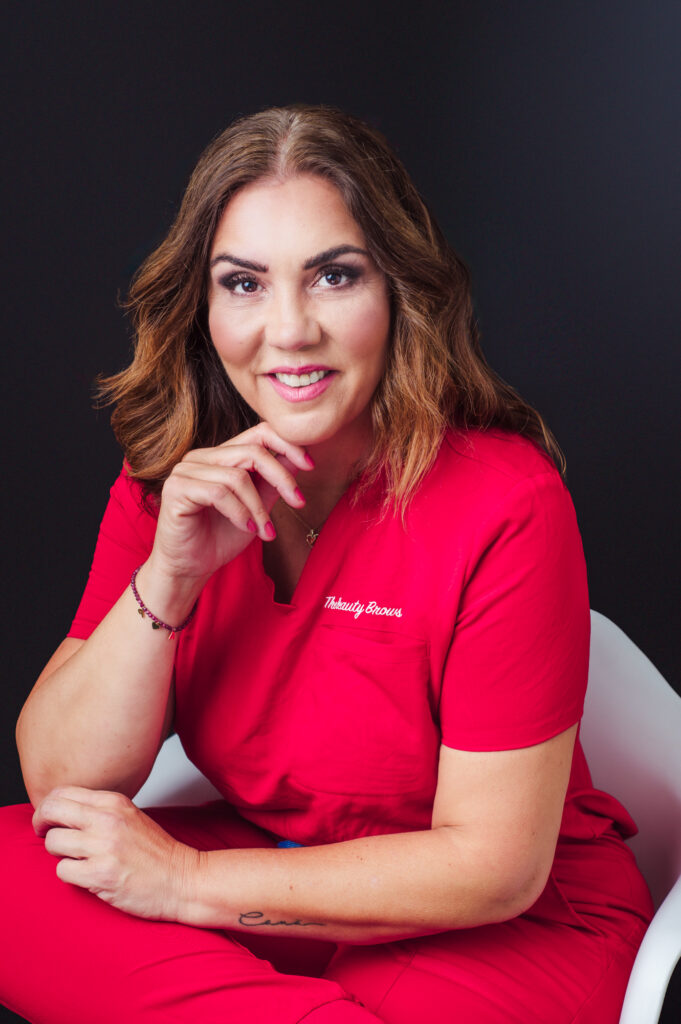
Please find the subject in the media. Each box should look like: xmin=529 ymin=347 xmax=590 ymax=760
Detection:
xmin=0 ymin=802 xmax=36 ymax=843
xmin=0 ymin=801 xmax=55 ymax=883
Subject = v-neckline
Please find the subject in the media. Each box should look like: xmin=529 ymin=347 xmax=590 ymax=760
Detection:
xmin=256 ymin=479 xmax=359 ymax=610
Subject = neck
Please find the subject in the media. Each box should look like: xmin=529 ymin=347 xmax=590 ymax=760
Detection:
xmin=295 ymin=415 xmax=372 ymax=520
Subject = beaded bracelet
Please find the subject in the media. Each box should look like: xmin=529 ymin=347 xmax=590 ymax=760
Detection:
xmin=130 ymin=566 xmax=197 ymax=640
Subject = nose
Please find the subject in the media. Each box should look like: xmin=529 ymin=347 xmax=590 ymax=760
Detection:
xmin=264 ymin=286 xmax=322 ymax=351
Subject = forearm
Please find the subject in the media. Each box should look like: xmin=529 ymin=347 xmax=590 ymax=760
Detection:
xmin=179 ymin=827 xmax=540 ymax=944
xmin=17 ymin=562 xmax=201 ymax=805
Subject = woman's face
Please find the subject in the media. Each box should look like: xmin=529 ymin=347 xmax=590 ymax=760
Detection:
xmin=207 ymin=174 xmax=391 ymax=453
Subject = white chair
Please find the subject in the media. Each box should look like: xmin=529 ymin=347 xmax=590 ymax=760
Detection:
xmin=580 ymin=610 xmax=681 ymax=1024
xmin=134 ymin=611 xmax=681 ymax=1023
xmin=134 ymin=734 xmax=221 ymax=807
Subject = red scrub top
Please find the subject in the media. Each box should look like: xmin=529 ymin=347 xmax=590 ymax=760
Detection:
xmin=69 ymin=429 xmax=636 ymax=850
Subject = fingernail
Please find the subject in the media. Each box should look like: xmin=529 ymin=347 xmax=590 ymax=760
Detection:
xmin=264 ymin=521 xmax=276 ymax=540
xmin=294 ymin=487 xmax=306 ymax=504
xmin=246 ymin=519 xmax=257 ymax=534
xmin=304 ymin=452 xmax=315 ymax=468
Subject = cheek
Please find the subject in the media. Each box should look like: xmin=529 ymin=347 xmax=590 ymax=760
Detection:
xmin=208 ymin=309 xmax=250 ymax=368
xmin=342 ymin=299 xmax=391 ymax=364
xmin=207 ymin=306 xmax=225 ymax=354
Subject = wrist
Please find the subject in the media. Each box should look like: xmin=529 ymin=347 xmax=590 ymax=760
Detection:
xmin=133 ymin=560 xmax=206 ymax=629
xmin=174 ymin=847 xmax=210 ymax=926
xmin=168 ymin=843 xmax=204 ymax=924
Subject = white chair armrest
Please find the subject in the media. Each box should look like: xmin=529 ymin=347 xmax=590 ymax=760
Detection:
xmin=133 ymin=733 xmax=222 ymax=808
xmin=620 ymin=874 xmax=681 ymax=1024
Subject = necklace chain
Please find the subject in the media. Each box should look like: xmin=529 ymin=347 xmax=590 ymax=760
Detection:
xmin=286 ymin=505 xmax=324 ymax=547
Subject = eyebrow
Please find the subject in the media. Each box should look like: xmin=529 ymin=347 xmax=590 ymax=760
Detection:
xmin=209 ymin=244 xmax=370 ymax=272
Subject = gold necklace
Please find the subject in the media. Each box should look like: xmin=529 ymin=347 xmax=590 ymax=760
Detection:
xmin=286 ymin=506 xmax=325 ymax=547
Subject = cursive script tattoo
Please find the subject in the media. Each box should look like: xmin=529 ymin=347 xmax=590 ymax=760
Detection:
xmin=238 ymin=911 xmax=326 ymax=928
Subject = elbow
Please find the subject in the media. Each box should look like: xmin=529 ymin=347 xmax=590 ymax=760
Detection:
xmin=16 ymin=714 xmax=147 ymax=808
xmin=15 ymin=712 xmax=41 ymax=807
xmin=16 ymin=727 xmax=60 ymax=809
xmin=483 ymin=858 xmax=554 ymax=924
xmin=436 ymin=827 xmax=555 ymax=927
xmin=18 ymin=770 xmax=50 ymax=812
xmin=15 ymin=700 xmax=57 ymax=806
xmin=15 ymin=709 xmax=63 ymax=808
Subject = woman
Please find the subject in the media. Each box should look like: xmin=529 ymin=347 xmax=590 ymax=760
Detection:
xmin=1 ymin=105 xmax=652 ymax=1023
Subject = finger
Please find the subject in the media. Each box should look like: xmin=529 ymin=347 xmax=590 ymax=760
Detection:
xmin=179 ymin=446 xmax=305 ymax=513
xmin=166 ymin=467 xmax=274 ymax=538
xmin=255 ymin=455 xmax=302 ymax=511
xmin=40 ymin=785 xmax=127 ymax=806
xmin=44 ymin=826 xmax=92 ymax=860
xmin=222 ymin=422 xmax=315 ymax=473
xmin=33 ymin=794 xmax=92 ymax=836
xmin=185 ymin=421 xmax=314 ymax=479
xmin=55 ymin=855 xmax=122 ymax=906
xmin=55 ymin=855 xmax=93 ymax=889
xmin=33 ymin=787 xmax=129 ymax=836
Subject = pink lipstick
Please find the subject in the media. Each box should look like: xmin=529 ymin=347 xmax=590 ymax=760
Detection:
xmin=266 ymin=368 xmax=336 ymax=403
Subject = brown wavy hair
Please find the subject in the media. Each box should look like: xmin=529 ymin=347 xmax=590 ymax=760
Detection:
xmin=99 ymin=104 xmax=564 ymax=511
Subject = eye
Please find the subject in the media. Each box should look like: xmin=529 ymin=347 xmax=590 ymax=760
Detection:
xmin=218 ymin=272 xmax=261 ymax=296
xmin=316 ymin=265 xmax=361 ymax=289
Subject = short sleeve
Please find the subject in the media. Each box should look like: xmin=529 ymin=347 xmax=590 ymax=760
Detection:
xmin=68 ymin=467 xmax=158 ymax=640
xmin=440 ymin=471 xmax=590 ymax=751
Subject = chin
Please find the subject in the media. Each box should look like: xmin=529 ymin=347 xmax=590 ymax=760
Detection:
xmin=278 ymin=424 xmax=336 ymax=449
xmin=267 ymin=410 xmax=336 ymax=445
xmin=266 ymin=402 xmax=374 ymax=455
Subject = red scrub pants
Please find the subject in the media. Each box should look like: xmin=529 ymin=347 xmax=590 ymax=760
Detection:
xmin=0 ymin=801 xmax=652 ymax=1024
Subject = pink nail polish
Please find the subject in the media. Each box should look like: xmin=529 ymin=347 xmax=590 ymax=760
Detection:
xmin=246 ymin=519 xmax=257 ymax=534
xmin=304 ymin=452 xmax=315 ymax=468
xmin=264 ymin=521 xmax=276 ymax=540
xmin=294 ymin=488 xmax=306 ymax=504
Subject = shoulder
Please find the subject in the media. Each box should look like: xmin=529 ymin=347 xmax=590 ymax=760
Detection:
xmin=101 ymin=464 xmax=159 ymax=549
xmin=439 ymin=427 xmax=560 ymax=490
xmin=111 ymin=463 xmax=159 ymax=518
xmin=67 ymin=466 xmax=158 ymax=641
xmin=406 ymin=428 xmax=574 ymax=541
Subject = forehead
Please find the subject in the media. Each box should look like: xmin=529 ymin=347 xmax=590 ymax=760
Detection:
xmin=210 ymin=174 xmax=366 ymax=256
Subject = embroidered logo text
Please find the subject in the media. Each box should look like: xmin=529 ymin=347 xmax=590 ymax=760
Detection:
xmin=324 ymin=595 xmax=403 ymax=619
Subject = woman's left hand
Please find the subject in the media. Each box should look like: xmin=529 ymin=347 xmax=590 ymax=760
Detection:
xmin=33 ymin=786 xmax=198 ymax=920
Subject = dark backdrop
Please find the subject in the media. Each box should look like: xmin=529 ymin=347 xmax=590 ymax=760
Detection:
xmin=2 ymin=1 xmax=679 ymax=1019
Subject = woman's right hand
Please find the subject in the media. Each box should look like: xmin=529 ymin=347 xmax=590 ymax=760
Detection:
xmin=144 ymin=422 xmax=312 ymax=592
xmin=19 ymin=429 xmax=314 ymax=808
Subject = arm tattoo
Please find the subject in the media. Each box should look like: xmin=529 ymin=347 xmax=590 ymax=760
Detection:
xmin=238 ymin=911 xmax=326 ymax=928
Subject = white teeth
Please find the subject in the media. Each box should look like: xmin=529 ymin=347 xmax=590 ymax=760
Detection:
xmin=274 ymin=370 xmax=329 ymax=388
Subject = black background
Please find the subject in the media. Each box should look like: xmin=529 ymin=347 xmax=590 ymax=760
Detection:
xmin=2 ymin=2 xmax=679 ymax=1019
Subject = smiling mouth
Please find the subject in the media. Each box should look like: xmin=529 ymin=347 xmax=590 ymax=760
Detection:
xmin=271 ymin=370 xmax=331 ymax=388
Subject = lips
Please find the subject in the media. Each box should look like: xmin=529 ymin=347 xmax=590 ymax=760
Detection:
xmin=266 ymin=368 xmax=336 ymax=403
